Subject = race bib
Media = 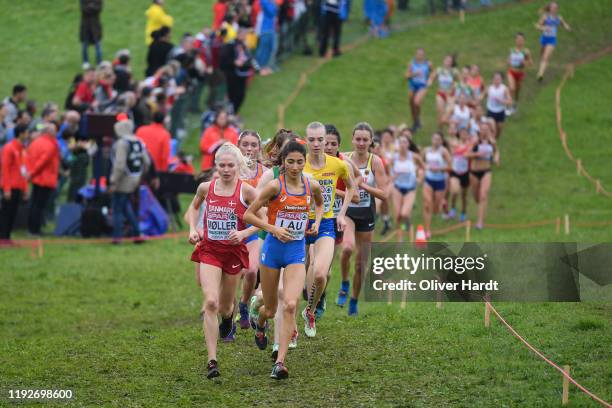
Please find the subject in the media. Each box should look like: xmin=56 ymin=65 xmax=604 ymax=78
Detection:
xmin=544 ymin=25 xmax=557 ymax=37
xmin=206 ymin=211 xmax=238 ymax=240
xmin=357 ymin=188 xmax=371 ymax=208
xmin=275 ymin=211 xmax=308 ymax=240
xmin=453 ymin=156 xmax=469 ymax=174
xmin=332 ymin=197 xmax=343 ymax=217
xmin=321 ymin=184 xmax=333 ymax=213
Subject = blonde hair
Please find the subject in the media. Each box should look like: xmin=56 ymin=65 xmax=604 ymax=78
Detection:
xmin=214 ymin=142 xmax=249 ymax=177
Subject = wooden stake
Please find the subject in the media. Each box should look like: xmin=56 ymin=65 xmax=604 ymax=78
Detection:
xmin=576 ymin=159 xmax=582 ymax=176
xmin=555 ymin=217 xmax=561 ymax=235
xmin=484 ymin=302 xmax=491 ymax=328
xmin=387 ymin=288 xmax=393 ymax=305
xmin=398 ymin=227 xmax=404 ymax=243
xmin=562 ymin=365 xmax=570 ymax=405
xmin=465 ymin=220 xmax=471 ymax=242
xmin=400 ymin=289 xmax=407 ymax=309
xmin=564 ymin=214 xmax=570 ymax=235
xmin=596 ymin=180 xmax=602 ymax=194
xmin=436 ymin=278 xmax=443 ymax=309
xmin=37 ymin=239 xmax=44 ymax=258
xmin=409 ymin=224 xmax=414 ymax=243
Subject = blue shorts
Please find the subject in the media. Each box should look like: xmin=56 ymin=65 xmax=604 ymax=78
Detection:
xmin=395 ymin=183 xmax=416 ymax=196
xmin=409 ymin=80 xmax=427 ymax=94
xmin=425 ymin=178 xmax=446 ymax=192
xmin=244 ymin=224 xmax=258 ymax=244
xmin=305 ymin=218 xmax=336 ymax=245
xmin=540 ymin=35 xmax=557 ymax=47
xmin=260 ymin=235 xmax=306 ymax=270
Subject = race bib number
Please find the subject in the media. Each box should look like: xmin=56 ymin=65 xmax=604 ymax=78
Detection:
xmin=332 ymin=197 xmax=343 ymax=217
xmin=544 ymin=25 xmax=557 ymax=37
xmin=275 ymin=211 xmax=308 ymax=240
xmin=206 ymin=211 xmax=238 ymax=240
xmin=453 ymin=156 xmax=469 ymax=174
xmin=321 ymin=184 xmax=333 ymax=213
xmin=357 ymin=188 xmax=371 ymax=207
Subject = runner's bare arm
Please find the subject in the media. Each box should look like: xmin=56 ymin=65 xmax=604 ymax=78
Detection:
xmin=337 ymin=161 xmax=355 ymax=220
xmin=560 ymin=16 xmax=571 ymax=31
xmin=188 ymin=182 xmax=210 ymax=243
xmin=308 ymin=181 xmax=324 ymax=236
xmin=343 ymin=155 xmax=362 ymax=204
xmin=244 ymin=180 xmax=292 ymax=242
xmin=240 ymin=183 xmax=263 ymax=237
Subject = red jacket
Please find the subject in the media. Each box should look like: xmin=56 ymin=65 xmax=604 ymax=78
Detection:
xmin=199 ymin=125 xmax=239 ymax=171
xmin=136 ymin=123 xmax=171 ymax=172
xmin=27 ymin=134 xmax=60 ymax=189
xmin=1 ymin=139 xmax=28 ymax=193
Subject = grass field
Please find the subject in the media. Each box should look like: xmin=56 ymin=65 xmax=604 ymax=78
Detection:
xmin=1 ymin=0 xmax=612 ymax=406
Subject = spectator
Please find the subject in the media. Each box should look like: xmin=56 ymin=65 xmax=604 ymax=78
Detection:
xmin=199 ymin=109 xmax=238 ymax=171
xmin=220 ymin=27 xmax=256 ymax=114
xmin=0 ymin=124 xmax=29 ymax=241
xmin=255 ymin=0 xmax=278 ymax=76
xmin=213 ymin=0 xmax=229 ymax=30
xmin=109 ymin=115 xmax=150 ymax=244
xmin=26 ymin=123 xmax=60 ymax=236
xmin=145 ymin=0 xmax=174 ymax=45
xmin=0 ymin=105 xmax=8 ymax=146
xmin=94 ymin=67 xmax=117 ymax=112
xmin=146 ymin=26 xmax=174 ymax=77
xmin=133 ymin=86 xmax=153 ymax=127
xmin=6 ymin=111 xmax=33 ymax=143
xmin=136 ymin=111 xmax=171 ymax=172
xmin=3 ymin=84 xmax=27 ymax=127
xmin=80 ymin=0 xmax=103 ymax=68
xmin=67 ymin=139 xmax=92 ymax=202
xmin=113 ymin=51 xmax=133 ymax=93
xmin=72 ymin=67 xmax=97 ymax=112
xmin=172 ymin=151 xmax=194 ymax=174
xmin=319 ymin=0 xmax=348 ymax=57
xmin=190 ymin=28 xmax=214 ymax=113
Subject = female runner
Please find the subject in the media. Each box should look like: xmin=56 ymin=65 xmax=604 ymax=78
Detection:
xmin=467 ymin=122 xmax=499 ymax=230
xmin=446 ymin=127 xmax=472 ymax=222
xmin=340 ymin=122 xmax=388 ymax=316
xmin=484 ymin=72 xmax=512 ymax=140
xmin=507 ymin=32 xmax=532 ymax=113
xmin=379 ymin=128 xmax=395 ymax=235
xmin=244 ymin=140 xmax=324 ymax=379
xmin=188 ymin=143 xmax=261 ymax=379
xmin=428 ymin=55 xmax=459 ymax=131
xmin=236 ymin=130 xmax=268 ymax=329
xmin=404 ymin=48 xmax=432 ymax=132
xmin=535 ymin=1 xmax=571 ymax=81
xmin=421 ymin=132 xmax=452 ymax=239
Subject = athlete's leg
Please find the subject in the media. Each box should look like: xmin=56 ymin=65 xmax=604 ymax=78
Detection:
xmin=538 ymin=45 xmax=555 ymax=78
xmin=414 ymin=88 xmax=427 ymax=124
xmin=422 ymin=183 xmax=434 ymax=232
xmin=460 ymin=184 xmax=468 ymax=216
xmin=277 ymin=263 xmax=306 ymax=364
xmin=351 ymin=230 xmax=373 ymax=300
xmin=449 ymin=177 xmax=460 ymax=210
xmin=477 ymin=172 xmax=492 ymax=227
xmin=507 ymin=72 xmax=517 ymax=101
xmin=257 ymin=265 xmax=281 ymax=326
xmin=391 ymin=187 xmax=402 ymax=224
xmin=401 ymin=190 xmax=416 ymax=229
xmin=470 ymin=174 xmax=481 ymax=204
xmin=199 ymin=264 xmax=222 ymax=362
xmin=495 ymin=121 xmax=504 ymax=139
xmin=434 ymin=189 xmax=446 ymax=214
xmin=241 ymin=239 xmax=261 ymax=304
xmin=274 ymin=271 xmax=285 ymax=347
xmin=340 ymin=217 xmax=356 ymax=282
xmin=435 ymin=94 xmax=446 ymax=129
xmin=307 ymin=236 xmax=335 ymax=312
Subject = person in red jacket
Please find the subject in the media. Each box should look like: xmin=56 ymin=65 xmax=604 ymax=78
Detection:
xmin=199 ymin=109 xmax=238 ymax=171
xmin=136 ymin=111 xmax=171 ymax=172
xmin=0 ymin=124 xmax=29 ymax=241
xmin=26 ymin=123 xmax=60 ymax=236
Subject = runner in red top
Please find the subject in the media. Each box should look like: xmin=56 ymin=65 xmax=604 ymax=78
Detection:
xmin=187 ymin=142 xmax=260 ymax=380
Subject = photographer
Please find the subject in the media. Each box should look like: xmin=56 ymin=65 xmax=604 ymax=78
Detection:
xmin=219 ymin=27 xmax=257 ymax=114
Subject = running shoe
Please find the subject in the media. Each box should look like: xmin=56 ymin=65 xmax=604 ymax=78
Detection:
xmin=459 ymin=213 xmax=466 ymax=222
xmin=505 ymin=107 xmax=513 ymax=117
xmin=220 ymin=317 xmax=236 ymax=342
xmin=381 ymin=219 xmax=391 ymax=236
xmin=336 ymin=280 xmax=350 ymax=307
xmin=289 ymin=329 xmax=299 ymax=349
xmin=425 ymin=230 xmax=432 ymax=240
xmin=315 ymin=291 xmax=327 ymax=320
xmin=271 ymin=344 xmax=279 ymax=361
xmin=255 ymin=323 xmax=268 ymax=350
xmin=446 ymin=208 xmax=457 ymax=219
xmin=348 ymin=298 xmax=359 ymax=316
xmin=475 ymin=223 xmax=484 ymax=231
xmin=207 ymin=359 xmax=220 ymax=379
xmin=249 ymin=295 xmax=259 ymax=330
xmin=270 ymin=362 xmax=289 ymax=380
xmin=238 ymin=302 xmax=250 ymax=330
xmin=302 ymin=308 xmax=316 ymax=338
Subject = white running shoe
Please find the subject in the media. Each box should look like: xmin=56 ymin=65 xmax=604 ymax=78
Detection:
xmin=289 ymin=329 xmax=298 ymax=349
xmin=302 ymin=308 xmax=316 ymax=338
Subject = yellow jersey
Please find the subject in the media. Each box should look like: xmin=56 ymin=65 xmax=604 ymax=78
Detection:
xmin=303 ymin=154 xmax=350 ymax=219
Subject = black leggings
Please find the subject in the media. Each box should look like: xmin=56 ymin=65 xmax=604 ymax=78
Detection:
xmin=319 ymin=12 xmax=342 ymax=56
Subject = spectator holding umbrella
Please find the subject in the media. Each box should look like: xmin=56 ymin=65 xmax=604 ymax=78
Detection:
xmin=0 ymin=124 xmax=29 ymax=242
xmin=145 ymin=0 xmax=174 ymax=46
xmin=199 ymin=108 xmax=238 ymax=171
xmin=26 ymin=123 xmax=60 ymax=236
xmin=80 ymin=0 xmax=103 ymax=69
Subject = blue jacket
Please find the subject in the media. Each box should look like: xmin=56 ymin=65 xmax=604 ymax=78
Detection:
xmin=260 ymin=0 xmax=278 ymax=34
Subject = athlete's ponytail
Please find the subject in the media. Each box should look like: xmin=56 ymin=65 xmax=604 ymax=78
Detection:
xmin=215 ymin=142 xmax=249 ymax=177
